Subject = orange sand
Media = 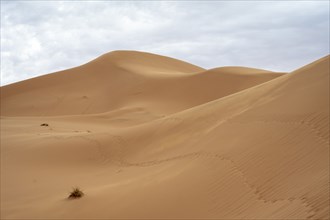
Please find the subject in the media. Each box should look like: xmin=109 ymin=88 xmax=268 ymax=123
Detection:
xmin=1 ymin=51 xmax=329 ymax=219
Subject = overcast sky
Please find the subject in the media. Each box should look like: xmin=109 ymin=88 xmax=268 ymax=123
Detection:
xmin=1 ymin=1 xmax=329 ymax=85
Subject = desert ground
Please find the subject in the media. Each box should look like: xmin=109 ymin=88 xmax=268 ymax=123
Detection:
xmin=0 ymin=51 xmax=329 ymax=219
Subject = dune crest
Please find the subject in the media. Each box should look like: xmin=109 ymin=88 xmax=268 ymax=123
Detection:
xmin=0 ymin=51 xmax=284 ymax=117
xmin=1 ymin=52 xmax=328 ymax=219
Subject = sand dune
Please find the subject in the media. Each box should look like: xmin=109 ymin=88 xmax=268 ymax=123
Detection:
xmin=0 ymin=51 xmax=283 ymax=117
xmin=0 ymin=51 xmax=328 ymax=219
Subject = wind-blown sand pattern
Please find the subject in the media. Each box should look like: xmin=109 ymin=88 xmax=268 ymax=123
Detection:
xmin=1 ymin=51 xmax=329 ymax=219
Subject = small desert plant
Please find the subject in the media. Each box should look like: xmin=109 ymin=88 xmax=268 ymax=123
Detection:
xmin=68 ymin=187 xmax=84 ymax=199
xmin=40 ymin=123 xmax=49 ymax=126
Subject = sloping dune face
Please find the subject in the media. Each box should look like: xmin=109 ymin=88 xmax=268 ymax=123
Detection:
xmin=0 ymin=51 xmax=283 ymax=117
xmin=0 ymin=51 xmax=328 ymax=219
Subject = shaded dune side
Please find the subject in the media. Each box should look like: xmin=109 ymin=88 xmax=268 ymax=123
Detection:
xmin=0 ymin=51 xmax=283 ymax=117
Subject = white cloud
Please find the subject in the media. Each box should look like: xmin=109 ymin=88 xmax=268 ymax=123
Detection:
xmin=1 ymin=1 xmax=329 ymax=85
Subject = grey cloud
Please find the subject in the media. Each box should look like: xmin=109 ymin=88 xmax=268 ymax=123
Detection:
xmin=1 ymin=1 xmax=329 ymax=85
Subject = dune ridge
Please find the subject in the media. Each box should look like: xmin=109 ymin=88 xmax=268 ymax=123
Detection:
xmin=0 ymin=51 xmax=284 ymax=117
xmin=1 ymin=51 xmax=329 ymax=219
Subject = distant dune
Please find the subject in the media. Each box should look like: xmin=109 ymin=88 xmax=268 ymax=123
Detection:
xmin=0 ymin=51 xmax=328 ymax=219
